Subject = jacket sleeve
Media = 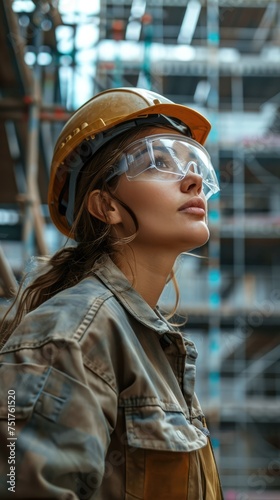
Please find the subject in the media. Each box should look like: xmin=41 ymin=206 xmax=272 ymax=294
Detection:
xmin=0 ymin=337 xmax=118 ymax=499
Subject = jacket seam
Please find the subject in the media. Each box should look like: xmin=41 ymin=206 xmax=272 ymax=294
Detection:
xmin=119 ymin=398 xmax=187 ymax=411
xmin=0 ymin=292 xmax=114 ymax=353
xmin=0 ymin=336 xmax=79 ymax=354
xmin=73 ymin=290 xmax=114 ymax=342
xmin=83 ymin=359 xmax=118 ymax=395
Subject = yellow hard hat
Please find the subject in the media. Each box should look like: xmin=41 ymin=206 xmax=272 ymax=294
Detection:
xmin=48 ymin=87 xmax=211 ymax=236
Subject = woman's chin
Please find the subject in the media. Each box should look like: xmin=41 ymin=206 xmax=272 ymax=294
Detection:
xmin=182 ymin=225 xmax=210 ymax=252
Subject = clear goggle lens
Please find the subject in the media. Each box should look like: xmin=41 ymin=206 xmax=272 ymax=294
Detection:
xmin=107 ymin=134 xmax=220 ymax=200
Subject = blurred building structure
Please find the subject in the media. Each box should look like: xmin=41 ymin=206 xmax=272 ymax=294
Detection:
xmin=0 ymin=0 xmax=279 ymax=497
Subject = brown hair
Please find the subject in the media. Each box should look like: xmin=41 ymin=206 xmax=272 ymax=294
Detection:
xmin=0 ymin=125 xmax=182 ymax=345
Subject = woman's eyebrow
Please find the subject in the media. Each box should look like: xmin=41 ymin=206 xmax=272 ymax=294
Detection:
xmin=153 ymin=144 xmax=176 ymax=155
xmin=131 ymin=148 xmax=150 ymax=162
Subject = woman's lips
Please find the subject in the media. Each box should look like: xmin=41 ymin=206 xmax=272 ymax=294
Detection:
xmin=178 ymin=197 xmax=206 ymax=215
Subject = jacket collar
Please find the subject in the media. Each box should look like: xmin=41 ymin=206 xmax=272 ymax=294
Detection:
xmin=93 ymin=255 xmax=175 ymax=336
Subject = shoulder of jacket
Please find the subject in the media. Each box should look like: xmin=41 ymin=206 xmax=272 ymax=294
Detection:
xmin=1 ymin=276 xmax=125 ymax=352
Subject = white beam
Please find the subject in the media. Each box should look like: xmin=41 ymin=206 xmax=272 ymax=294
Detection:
xmin=178 ymin=0 xmax=201 ymax=45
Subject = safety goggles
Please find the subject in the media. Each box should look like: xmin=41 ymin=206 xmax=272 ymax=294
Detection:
xmin=106 ymin=134 xmax=219 ymax=200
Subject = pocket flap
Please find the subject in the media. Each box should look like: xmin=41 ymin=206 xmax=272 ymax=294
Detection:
xmin=0 ymin=362 xmax=50 ymax=419
xmin=125 ymin=405 xmax=207 ymax=452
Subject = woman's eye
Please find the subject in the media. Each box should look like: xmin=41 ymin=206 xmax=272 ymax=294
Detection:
xmin=154 ymin=157 xmax=170 ymax=170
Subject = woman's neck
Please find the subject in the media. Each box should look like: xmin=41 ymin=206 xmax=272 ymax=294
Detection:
xmin=113 ymin=247 xmax=177 ymax=309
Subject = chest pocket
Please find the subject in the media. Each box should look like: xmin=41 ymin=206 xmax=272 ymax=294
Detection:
xmin=124 ymin=402 xmax=208 ymax=500
xmin=125 ymin=404 xmax=207 ymax=452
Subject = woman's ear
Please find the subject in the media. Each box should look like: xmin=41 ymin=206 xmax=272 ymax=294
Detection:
xmin=87 ymin=190 xmax=122 ymax=225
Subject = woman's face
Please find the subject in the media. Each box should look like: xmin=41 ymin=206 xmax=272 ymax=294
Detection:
xmin=112 ymin=127 xmax=210 ymax=255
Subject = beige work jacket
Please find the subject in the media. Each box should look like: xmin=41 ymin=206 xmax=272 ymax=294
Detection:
xmin=0 ymin=255 xmax=223 ymax=499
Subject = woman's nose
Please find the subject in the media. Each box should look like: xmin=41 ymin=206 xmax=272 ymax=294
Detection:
xmin=180 ymin=171 xmax=203 ymax=196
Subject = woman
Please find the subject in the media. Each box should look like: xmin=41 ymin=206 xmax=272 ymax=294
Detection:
xmin=0 ymin=87 xmax=222 ymax=499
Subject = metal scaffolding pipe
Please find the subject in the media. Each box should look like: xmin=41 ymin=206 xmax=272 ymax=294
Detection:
xmin=0 ymin=110 xmax=71 ymax=122
xmin=0 ymin=99 xmax=70 ymax=122
xmin=0 ymin=98 xmax=68 ymax=110
xmin=23 ymin=78 xmax=49 ymax=256
xmin=0 ymin=246 xmax=18 ymax=297
xmin=206 ymin=0 xmax=221 ymax=464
